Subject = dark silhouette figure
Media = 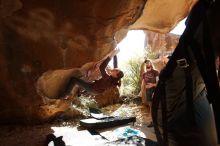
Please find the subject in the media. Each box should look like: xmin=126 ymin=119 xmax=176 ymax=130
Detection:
xmin=45 ymin=133 xmax=65 ymax=146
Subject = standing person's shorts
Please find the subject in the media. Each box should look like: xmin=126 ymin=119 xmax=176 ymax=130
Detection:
xmin=146 ymin=87 xmax=156 ymax=102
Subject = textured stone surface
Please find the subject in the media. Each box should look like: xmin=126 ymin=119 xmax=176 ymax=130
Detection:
xmin=0 ymin=0 xmax=194 ymax=123
xmin=145 ymin=31 xmax=180 ymax=52
xmin=130 ymin=0 xmax=198 ymax=33
xmin=0 ymin=0 xmax=145 ymax=123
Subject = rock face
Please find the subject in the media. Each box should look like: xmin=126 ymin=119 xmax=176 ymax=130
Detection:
xmin=0 ymin=0 xmax=146 ymax=123
xmin=145 ymin=31 xmax=180 ymax=52
xmin=0 ymin=0 xmax=196 ymax=123
xmin=130 ymin=0 xmax=198 ymax=33
xmin=145 ymin=31 xmax=180 ymax=71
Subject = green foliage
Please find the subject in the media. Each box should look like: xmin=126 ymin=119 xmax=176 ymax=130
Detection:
xmin=145 ymin=50 xmax=158 ymax=60
xmin=121 ymin=55 xmax=143 ymax=96
xmin=73 ymin=95 xmax=98 ymax=117
xmin=79 ymin=96 xmax=98 ymax=108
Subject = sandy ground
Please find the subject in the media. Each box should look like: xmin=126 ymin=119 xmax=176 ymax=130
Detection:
xmin=0 ymin=103 xmax=156 ymax=146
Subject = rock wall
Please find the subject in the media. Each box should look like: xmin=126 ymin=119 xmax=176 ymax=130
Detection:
xmin=145 ymin=31 xmax=180 ymax=52
xmin=130 ymin=0 xmax=198 ymax=33
xmin=0 ymin=0 xmax=146 ymax=123
xmin=0 ymin=0 xmax=196 ymax=124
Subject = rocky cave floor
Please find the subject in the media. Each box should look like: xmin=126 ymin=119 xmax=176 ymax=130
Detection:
xmin=0 ymin=97 xmax=156 ymax=146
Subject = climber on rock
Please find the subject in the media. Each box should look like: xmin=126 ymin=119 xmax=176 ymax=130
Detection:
xmin=59 ymin=48 xmax=124 ymax=97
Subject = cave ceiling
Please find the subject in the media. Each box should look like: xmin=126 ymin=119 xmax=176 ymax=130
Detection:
xmin=0 ymin=0 xmax=197 ymax=123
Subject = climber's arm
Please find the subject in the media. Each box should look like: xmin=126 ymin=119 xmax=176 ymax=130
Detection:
xmin=99 ymin=57 xmax=111 ymax=78
xmin=99 ymin=48 xmax=120 ymax=78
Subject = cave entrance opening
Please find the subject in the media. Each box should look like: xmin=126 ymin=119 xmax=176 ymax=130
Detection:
xmin=112 ymin=30 xmax=146 ymax=96
xmin=114 ymin=18 xmax=186 ymax=96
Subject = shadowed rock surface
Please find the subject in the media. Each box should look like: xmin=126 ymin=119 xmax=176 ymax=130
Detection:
xmin=0 ymin=0 xmax=196 ymax=123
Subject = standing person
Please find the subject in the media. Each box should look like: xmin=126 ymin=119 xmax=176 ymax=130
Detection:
xmin=138 ymin=59 xmax=148 ymax=105
xmin=142 ymin=59 xmax=159 ymax=127
xmin=60 ymin=48 xmax=124 ymax=97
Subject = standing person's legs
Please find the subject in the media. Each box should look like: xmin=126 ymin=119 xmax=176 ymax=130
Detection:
xmin=146 ymin=87 xmax=155 ymax=127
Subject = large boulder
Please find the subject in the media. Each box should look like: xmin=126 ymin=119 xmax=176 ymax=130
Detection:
xmin=130 ymin=0 xmax=198 ymax=33
xmin=0 ymin=0 xmax=196 ymax=123
xmin=0 ymin=0 xmax=146 ymax=123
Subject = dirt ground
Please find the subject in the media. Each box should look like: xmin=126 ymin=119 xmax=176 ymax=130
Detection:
xmin=0 ymin=102 xmax=156 ymax=146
